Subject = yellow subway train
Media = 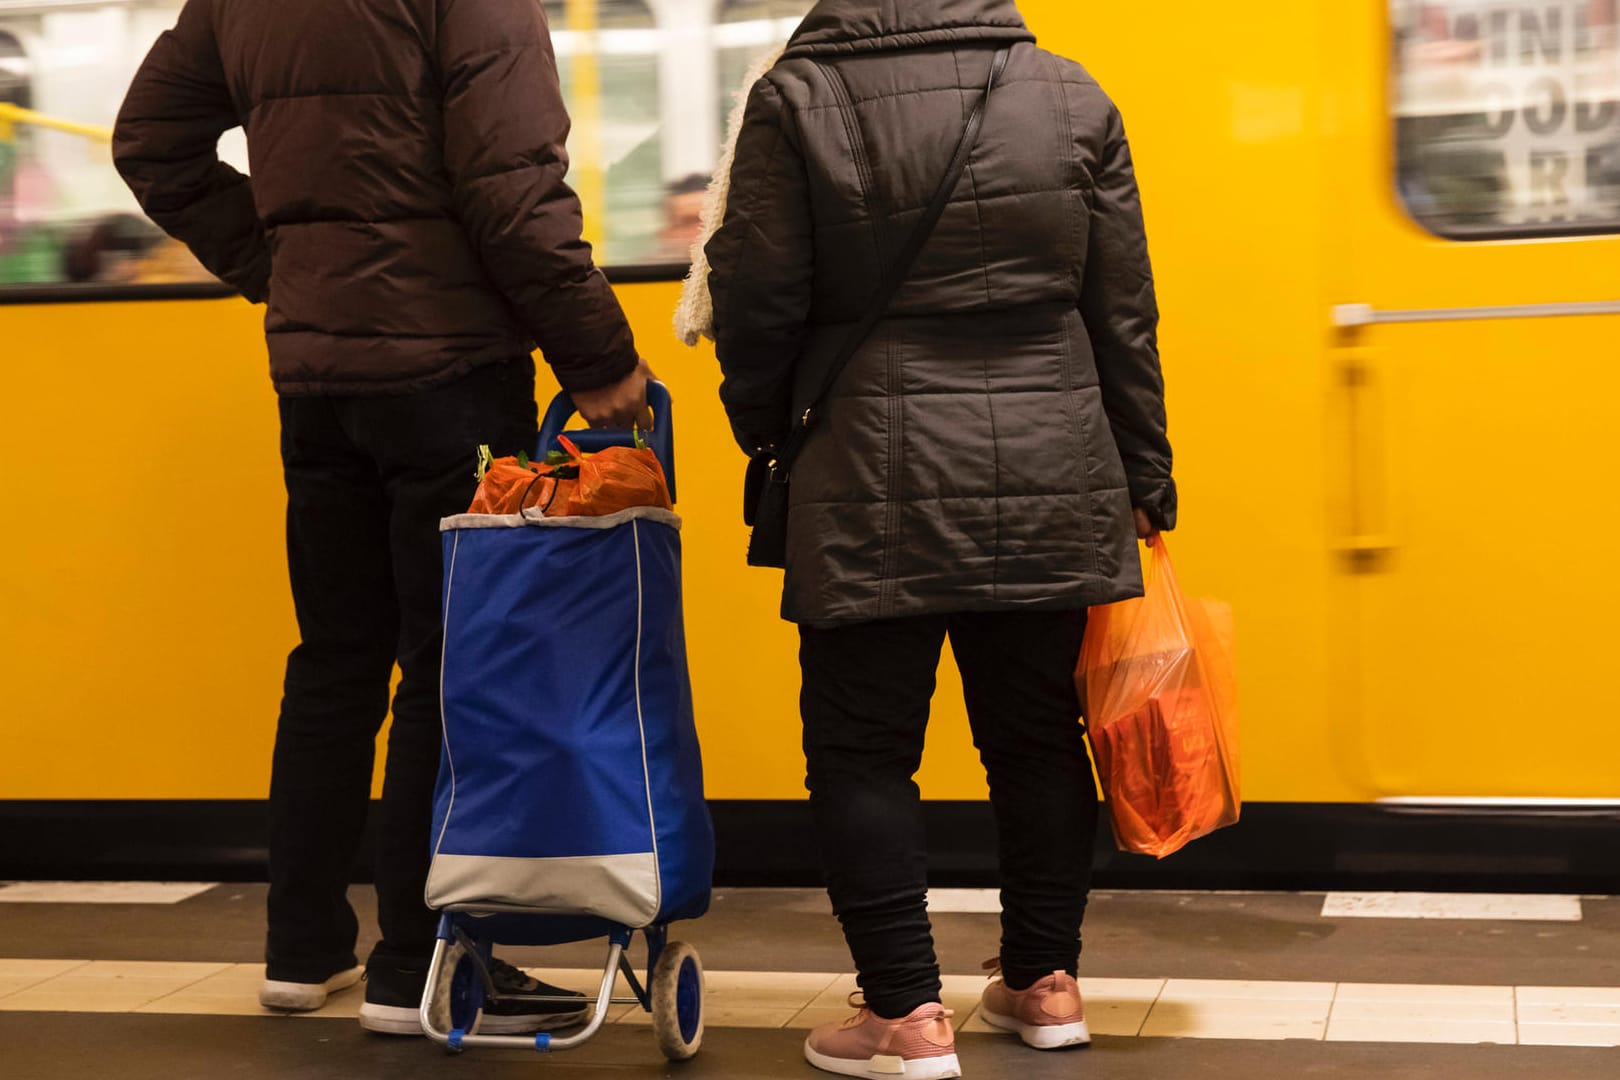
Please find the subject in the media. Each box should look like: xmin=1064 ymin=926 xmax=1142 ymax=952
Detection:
xmin=3 ymin=0 xmax=1618 ymax=887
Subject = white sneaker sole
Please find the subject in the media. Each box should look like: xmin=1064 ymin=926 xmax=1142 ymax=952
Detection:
xmin=478 ymin=1007 xmax=590 ymax=1035
xmin=360 ymin=1002 xmax=590 ymax=1037
xmin=978 ymin=1007 xmax=1092 ymax=1050
xmin=259 ymin=965 xmax=364 ymax=1012
xmin=803 ymin=1041 xmax=962 ymax=1079
xmin=359 ymin=1002 xmax=424 ymax=1036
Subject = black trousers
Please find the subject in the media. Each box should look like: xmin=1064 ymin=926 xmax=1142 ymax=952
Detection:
xmin=265 ymin=360 xmax=538 ymax=982
xmin=799 ymin=610 xmax=1098 ymax=1019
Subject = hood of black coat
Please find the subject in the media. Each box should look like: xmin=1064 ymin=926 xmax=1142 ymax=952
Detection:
xmin=784 ymin=0 xmax=1036 ymax=57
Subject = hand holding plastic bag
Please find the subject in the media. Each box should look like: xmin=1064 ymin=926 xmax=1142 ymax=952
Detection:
xmin=1077 ymin=538 xmax=1240 ymax=858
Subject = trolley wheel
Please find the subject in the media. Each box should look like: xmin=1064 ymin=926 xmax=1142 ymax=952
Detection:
xmin=649 ymin=940 xmax=703 ymax=1061
xmin=425 ymin=939 xmax=485 ymax=1050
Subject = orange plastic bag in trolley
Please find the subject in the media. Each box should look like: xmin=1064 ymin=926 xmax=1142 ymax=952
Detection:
xmin=1077 ymin=538 xmax=1240 ymax=858
xmin=467 ymin=436 xmax=672 ymax=517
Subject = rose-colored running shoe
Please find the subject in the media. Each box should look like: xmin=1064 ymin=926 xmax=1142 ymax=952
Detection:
xmin=803 ymin=996 xmax=961 ymax=1079
xmin=978 ymin=961 xmax=1091 ymax=1050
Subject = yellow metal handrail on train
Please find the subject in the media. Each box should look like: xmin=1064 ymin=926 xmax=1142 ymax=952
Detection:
xmin=0 ymin=101 xmax=113 ymax=145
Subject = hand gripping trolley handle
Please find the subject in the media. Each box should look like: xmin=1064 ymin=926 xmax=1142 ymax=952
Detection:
xmin=421 ymin=381 xmax=712 ymax=1060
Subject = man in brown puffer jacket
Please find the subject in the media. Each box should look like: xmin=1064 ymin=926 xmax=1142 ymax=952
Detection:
xmin=113 ymin=0 xmax=647 ymax=1034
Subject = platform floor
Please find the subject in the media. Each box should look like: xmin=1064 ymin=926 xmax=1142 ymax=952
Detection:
xmin=2 ymin=885 xmax=1617 ymax=1079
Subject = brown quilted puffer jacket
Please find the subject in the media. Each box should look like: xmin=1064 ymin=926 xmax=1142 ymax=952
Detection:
xmin=113 ymin=0 xmax=636 ymax=396
xmin=707 ymin=0 xmax=1177 ymax=626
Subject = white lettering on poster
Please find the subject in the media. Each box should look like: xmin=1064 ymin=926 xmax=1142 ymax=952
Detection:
xmin=1400 ymin=0 xmax=1620 ymax=225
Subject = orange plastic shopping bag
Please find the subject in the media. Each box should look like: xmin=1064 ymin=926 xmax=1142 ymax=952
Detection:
xmin=467 ymin=455 xmax=574 ymax=515
xmin=1077 ymin=538 xmax=1239 ymax=858
xmin=467 ymin=436 xmax=672 ymax=517
xmin=553 ymin=436 xmax=672 ymax=518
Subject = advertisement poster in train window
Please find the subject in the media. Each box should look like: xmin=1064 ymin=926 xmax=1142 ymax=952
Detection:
xmin=1395 ymin=0 xmax=1620 ymax=235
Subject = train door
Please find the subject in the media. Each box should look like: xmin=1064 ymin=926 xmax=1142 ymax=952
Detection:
xmin=1323 ymin=0 xmax=1620 ymax=799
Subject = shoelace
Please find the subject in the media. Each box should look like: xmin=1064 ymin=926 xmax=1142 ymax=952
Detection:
xmin=841 ymin=991 xmax=869 ymax=1027
xmin=490 ymin=958 xmax=590 ymax=1002
xmin=855 ymin=997 xmax=952 ymax=1055
xmin=842 ymin=991 xmax=956 ymax=1042
xmin=491 ymin=956 xmax=573 ymax=997
xmin=981 ymin=960 xmax=1082 ymax=1010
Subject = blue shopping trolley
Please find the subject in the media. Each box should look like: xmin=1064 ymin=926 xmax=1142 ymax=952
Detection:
xmin=420 ymin=382 xmax=713 ymax=1060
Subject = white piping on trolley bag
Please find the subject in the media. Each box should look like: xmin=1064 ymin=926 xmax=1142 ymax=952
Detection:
xmin=438 ymin=506 xmax=683 ymax=532
xmin=428 ymin=530 xmax=461 ymax=883
xmin=631 ymin=520 xmax=663 ymax=919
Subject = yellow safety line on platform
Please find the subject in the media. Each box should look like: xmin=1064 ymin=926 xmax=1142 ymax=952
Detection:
xmin=2 ymin=961 xmax=1618 ymax=1047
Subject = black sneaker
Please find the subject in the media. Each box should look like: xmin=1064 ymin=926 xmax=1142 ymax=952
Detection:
xmin=359 ymin=960 xmax=429 ymax=1035
xmin=478 ymin=957 xmax=590 ymax=1035
xmin=359 ymin=955 xmax=589 ymax=1036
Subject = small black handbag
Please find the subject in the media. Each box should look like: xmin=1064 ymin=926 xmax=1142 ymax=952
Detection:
xmin=743 ymin=47 xmax=1011 ymax=569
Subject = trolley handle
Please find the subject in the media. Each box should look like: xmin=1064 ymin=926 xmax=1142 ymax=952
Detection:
xmin=537 ymin=380 xmax=676 ymax=504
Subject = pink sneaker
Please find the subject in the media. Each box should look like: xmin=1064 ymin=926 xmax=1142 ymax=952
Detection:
xmin=803 ymin=997 xmax=961 ymax=1079
xmin=978 ymin=962 xmax=1091 ymax=1050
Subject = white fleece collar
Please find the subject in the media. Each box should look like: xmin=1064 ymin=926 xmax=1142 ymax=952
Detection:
xmin=674 ymin=45 xmax=786 ymax=348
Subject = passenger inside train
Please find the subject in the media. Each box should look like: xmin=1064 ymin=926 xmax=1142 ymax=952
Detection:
xmin=1 ymin=2 xmax=1616 ymax=1079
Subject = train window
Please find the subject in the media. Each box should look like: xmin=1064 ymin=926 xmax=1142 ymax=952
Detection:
xmin=1393 ymin=0 xmax=1620 ymax=238
xmin=0 ymin=2 xmax=229 ymax=290
xmin=0 ymin=0 xmax=809 ymax=297
xmin=0 ymin=33 xmax=29 ymax=281
xmin=545 ymin=0 xmax=666 ymax=266
xmin=545 ymin=0 xmax=809 ymax=266
xmin=717 ymin=0 xmax=810 ymax=130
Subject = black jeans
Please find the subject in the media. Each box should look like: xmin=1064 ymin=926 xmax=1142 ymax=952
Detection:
xmin=265 ymin=360 xmax=538 ymax=982
xmin=799 ymin=610 xmax=1098 ymax=1019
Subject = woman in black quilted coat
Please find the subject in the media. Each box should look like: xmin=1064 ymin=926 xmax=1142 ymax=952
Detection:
xmin=705 ymin=0 xmax=1177 ymax=1075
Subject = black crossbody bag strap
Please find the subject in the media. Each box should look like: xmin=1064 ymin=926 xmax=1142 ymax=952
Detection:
xmin=772 ymin=46 xmax=1011 ymax=475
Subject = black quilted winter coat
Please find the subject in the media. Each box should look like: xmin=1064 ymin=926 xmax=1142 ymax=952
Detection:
xmin=113 ymin=0 xmax=636 ymax=396
xmin=706 ymin=0 xmax=1177 ymax=625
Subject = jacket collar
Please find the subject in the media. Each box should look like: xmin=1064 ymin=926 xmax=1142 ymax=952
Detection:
xmin=783 ymin=0 xmax=1035 ymax=58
